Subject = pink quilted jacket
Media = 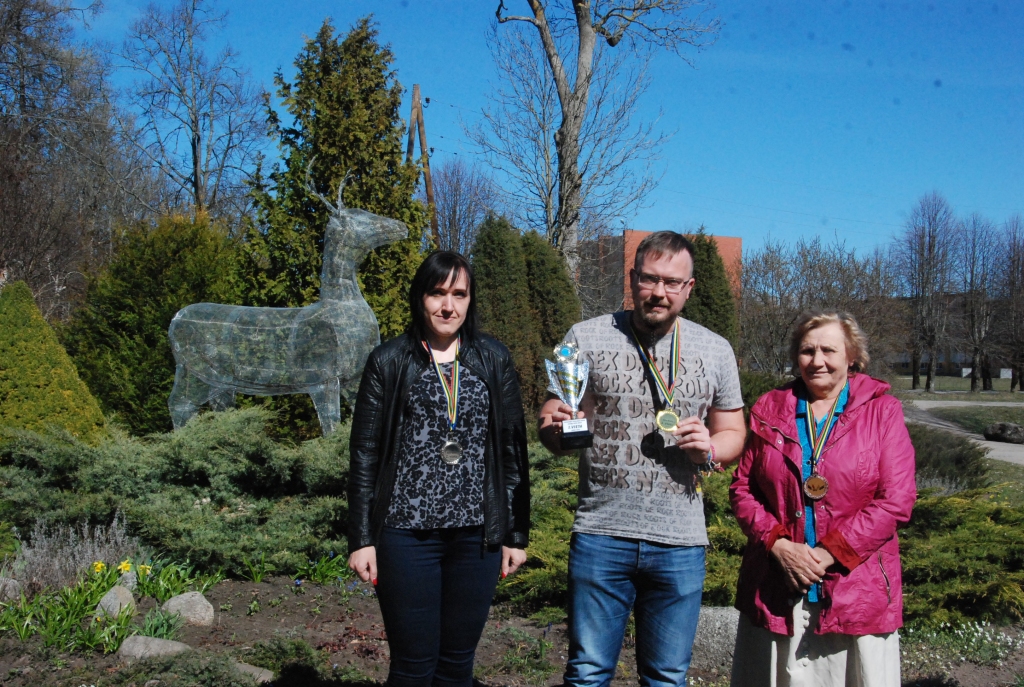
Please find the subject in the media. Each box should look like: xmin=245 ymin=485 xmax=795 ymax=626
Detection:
xmin=729 ymin=374 xmax=916 ymax=636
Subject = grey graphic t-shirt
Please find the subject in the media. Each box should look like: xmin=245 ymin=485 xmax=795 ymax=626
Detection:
xmin=563 ymin=312 xmax=743 ymax=546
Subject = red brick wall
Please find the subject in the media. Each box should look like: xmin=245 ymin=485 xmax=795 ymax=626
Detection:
xmin=622 ymin=230 xmax=742 ymax=310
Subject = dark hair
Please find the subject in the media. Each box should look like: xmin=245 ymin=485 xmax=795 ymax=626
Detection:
xmin=634 ymin=231 xmax=696 ymax=275
xmin=407 ymin=251 xmax=478 ymax=343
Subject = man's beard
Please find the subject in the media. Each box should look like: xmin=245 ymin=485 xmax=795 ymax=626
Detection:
xmin=634 ymin=296 xmax=679 ymax=331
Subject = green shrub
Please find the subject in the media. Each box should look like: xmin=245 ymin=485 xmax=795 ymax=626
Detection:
xmin=60 ymin=216 xmax=238 ymax=436
xmin=104 ymin=651 xmax=260 ymax=687
xmin=930 ymin=406 xmax=1024 ymax=436
xmin=909 ymin=423 xmax=990 ymax=491
xmin=901 ymin=489 xmax=1024 ymax=624
xmin=496 ymin=444 xmax=576 ymax=610
xmin=0 ymin=408 xmax=350 ymax=573
xmin=739 ymin=369 xmax=785 ymax=413
xmin=138 ymin=607 xmax=185 ymax=641
xmin=0 ymin=281 xmax=105 ymax=441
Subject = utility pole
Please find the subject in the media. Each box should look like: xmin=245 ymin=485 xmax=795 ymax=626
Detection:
xmin=406 ymin=84 xmax=439 ymax=246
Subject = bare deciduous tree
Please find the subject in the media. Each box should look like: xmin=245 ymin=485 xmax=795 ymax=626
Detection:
xmin=490 ymin=0 xmax=718 ymax=279
xmin=116 ymin=0 xmax=265 ymax=216
xmin=0 ymin=0 xmax=156 ymax=319
xmin=952 ymin=213 xmax=999 ymax=391
xmin=428 ymin=157 xmax=500 ymax=254
xmin=894 ymin=192 xmax=956 ymax=391
xmin=998 ymin=214 xmax=1024 ymax=392
xmin=739 ymin=237 xmax=903 ymax=377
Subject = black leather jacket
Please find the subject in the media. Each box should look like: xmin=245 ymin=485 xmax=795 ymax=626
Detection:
xmin=347 ymin=332 xmax=530 ymax=550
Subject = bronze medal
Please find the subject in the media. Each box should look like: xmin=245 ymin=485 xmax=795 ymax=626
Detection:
xmin=803 ymin=473 xmax=829 ymax=500
xmin=655 ymin=409 xmax=680 ymax=432
xmin=441 ymin=436 xmax=463 ymax=465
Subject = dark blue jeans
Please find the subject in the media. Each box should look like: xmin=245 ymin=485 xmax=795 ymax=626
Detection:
xmin=563 ymin=532 xmax=706 ymax=687
xmin=375 ymin=526 xmax=502 ymax=687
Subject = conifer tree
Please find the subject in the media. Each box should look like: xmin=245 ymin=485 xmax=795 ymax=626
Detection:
xmin=473 ymin=215 xmax=543 ymax=408
xmin=522 ymin=231 xmax=582 ymax=347
xmin=61 ymin=216 xmax=238 ymax=435
xmin=0 ymin=281 xmax=105 ymax=440
xmin=685 ymin=228 xmax=738 ymax=346
xmin=240 ymin=16 xmax=427 ymax=336
xmin=236 ymin=18 xmax=426 ymax=438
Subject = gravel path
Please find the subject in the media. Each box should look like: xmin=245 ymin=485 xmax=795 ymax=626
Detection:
xmin=902 ymin=399 xmax=1024 ymax=466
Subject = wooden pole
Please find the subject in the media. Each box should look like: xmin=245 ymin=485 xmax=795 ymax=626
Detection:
xmin=407 ymin=85 xmax=440 ymax=247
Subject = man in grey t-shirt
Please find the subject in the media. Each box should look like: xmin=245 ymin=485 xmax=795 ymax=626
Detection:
xmin=539 ymin=232 xmax=745 ymax=687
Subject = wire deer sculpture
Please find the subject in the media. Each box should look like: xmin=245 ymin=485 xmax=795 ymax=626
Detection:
xmin=167 ymin=176 xmax=408 ymax=435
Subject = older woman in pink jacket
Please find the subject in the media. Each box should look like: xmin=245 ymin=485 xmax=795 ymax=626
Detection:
xmin=729 ymin=311 xmax=916 ymax=687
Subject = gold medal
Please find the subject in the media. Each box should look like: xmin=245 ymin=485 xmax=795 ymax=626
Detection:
xmin=655 ymin=409 xmax=680 ymax=432
xmin=803 ymin=473 xmax=829 ymax=500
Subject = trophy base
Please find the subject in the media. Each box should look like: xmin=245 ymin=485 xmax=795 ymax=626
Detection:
xmin=560 ymin=418 xmax=593 ymax=449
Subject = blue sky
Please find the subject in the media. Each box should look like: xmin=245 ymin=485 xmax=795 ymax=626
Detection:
xmin=82 ymin=0 xmax=1024 ymax=255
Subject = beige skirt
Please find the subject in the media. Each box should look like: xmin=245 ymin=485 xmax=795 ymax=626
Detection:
xmin=730 ymin=599 xmax=900 ymax=687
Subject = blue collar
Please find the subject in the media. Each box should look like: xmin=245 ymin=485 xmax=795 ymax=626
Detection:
xmin=796 ymin=381 xmax=850 ymax=418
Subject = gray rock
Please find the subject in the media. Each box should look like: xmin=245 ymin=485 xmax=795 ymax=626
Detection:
xmin=118 ymin=570 xmax=138 ymax=591
xmin=162 ymin=591 xmax=214 ymax=626
xmin=117 ymin=635 xmax=191 ymax=661
xmin=233 ymin=662 xmax=274 ymax=683
xmin=97 ymin=585 xmax=135 ymax=618
xmin=984 ymin=422 xmax=1024 ymax=444
xmin=0 ymin=577 xmax=23 ymax=602
xmin=690 ymin=606 xmax=740 ymax=672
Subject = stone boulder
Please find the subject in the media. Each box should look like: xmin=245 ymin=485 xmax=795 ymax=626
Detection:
xmin=690 ymin=606 xmax=740 ymax=672
xmin=97 ymin=585 xmax=135 ymax=618
xmin=984 ymin=422 xmax=1024 ymax=444
xmin=162 ymin=591 xmax=214 ymax=626
xmin=0 ymin=577 xmax=23 ymax=602
xmin=118 ymin=570 xmax=138 ymax=592
xmin=118 ymin=635 xmax=191 ymax=662
xmin=234 ymin=662 xmax=273 ymax=683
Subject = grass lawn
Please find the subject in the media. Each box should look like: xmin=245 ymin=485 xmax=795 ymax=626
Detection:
xmin=985 ymin=458 xmax=1024 ymax=507
xmin=930 ymin=406 xmax=1024 ymax=435
xmin=890 ymin=375 xmax=1016 ymax=392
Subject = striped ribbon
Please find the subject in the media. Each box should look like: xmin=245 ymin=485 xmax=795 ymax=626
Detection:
xmin=424 ymin=338 xmax=460 ymax=433
xmin=629 ymin=320 xmax=680 ymax=408
xmin=806 ymin=391 xmax=843 ymax=471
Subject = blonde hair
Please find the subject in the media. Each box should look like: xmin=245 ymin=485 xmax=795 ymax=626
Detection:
xmin=788 ymin=310 xmax=870 ymax=375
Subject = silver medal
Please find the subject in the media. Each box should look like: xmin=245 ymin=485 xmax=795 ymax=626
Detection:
xmin=441 ymin=434 xmax=463 ymax=464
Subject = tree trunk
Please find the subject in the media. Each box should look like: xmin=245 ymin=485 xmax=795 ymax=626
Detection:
xmin=911 ymin=348 xmax=921 ymax=389
xmin=970 ymin=350 xmax=980 ymax=392
xmin=982 ymin=353 xmax=993 ymax=391
xmin=925 ymin=346 xmax=937 ymax=392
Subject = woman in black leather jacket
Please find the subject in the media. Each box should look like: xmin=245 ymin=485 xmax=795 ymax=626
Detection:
xmin=347 ymin=250 xmax=530 ymax=687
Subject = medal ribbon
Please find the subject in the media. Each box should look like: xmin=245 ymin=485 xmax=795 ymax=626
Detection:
xmin=806 ymin=393 xmax=842 ymax=473
xmin=424 ymin=338 xmax=460 ymax=433
xmin=629 ymin=320 xmax=680 ymax=408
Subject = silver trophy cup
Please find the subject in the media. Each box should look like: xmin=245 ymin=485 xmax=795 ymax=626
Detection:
xmin=546 ymin=342 xmax=593 ymax=450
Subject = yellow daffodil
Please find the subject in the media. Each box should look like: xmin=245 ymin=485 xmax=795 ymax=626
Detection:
xmin=138 ymin=564 xmax=152 ymax=576
xmin=92 ymin=561 xmax=106 ymax=573
xmin=117 ymin=560 xmax=132 ymax=574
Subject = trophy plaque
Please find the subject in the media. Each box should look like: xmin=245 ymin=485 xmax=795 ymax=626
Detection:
xmin=546 ymin=342 xmax=593 ymax=450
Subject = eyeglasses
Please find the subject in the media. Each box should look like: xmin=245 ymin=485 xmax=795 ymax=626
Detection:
xmin=635 ymin=271 xmax=692 ymax=294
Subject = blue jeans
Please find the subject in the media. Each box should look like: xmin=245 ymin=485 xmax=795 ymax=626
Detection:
xmin=563 ymin=532 xmax=706 ymax=687
xmin=375 ymin=526 xmax=501 ymax=687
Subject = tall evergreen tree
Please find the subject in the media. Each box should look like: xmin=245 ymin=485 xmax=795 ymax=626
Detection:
xmin=684 ymin=228 xmax=738 ymax=346
xmin=522 ymin=231 xmax=582 ymax=347
xmin=240 ymin=16 xmax=427 ymax=334
xmin=61 ymin=216 xmax=238 ymax=435
xmin=473 ymin=216 xmax=543 ymax=408
xmin=0 ymin=281 xmax=105 ymax=441
xmin=237 ymin=17 xmax=427 ymax=438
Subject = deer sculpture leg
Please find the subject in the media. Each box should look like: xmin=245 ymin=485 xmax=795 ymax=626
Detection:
xmin=169 ymin=364 xmax=219 ymax=430
xmin=309 ymin=377 xmax=342 ymax=436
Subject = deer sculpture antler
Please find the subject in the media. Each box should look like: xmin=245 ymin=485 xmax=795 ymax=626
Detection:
xmin=305 ymin=158 xmax=353 ymax=213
